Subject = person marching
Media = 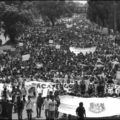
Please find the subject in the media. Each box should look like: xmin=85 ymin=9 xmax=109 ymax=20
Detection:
xmin=21 ymin=83 xmax=27 ymax=103
xmin=43 ymin=95 xmax=52 ymax=120
xmin=76 ymin=102 xmax=86 ymax=120
xmin=16 ymin=96 xmax=24 ymax=120
xmin=49 ymin=96 xmax=57 ymax=120
xmin=36 ymin=93 xmax=44 ymax=118
xmin=26 ymin=96 xmax=33 ymax=120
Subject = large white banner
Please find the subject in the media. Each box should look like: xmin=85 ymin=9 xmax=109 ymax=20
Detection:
xmin=69 ymin=47 xmax=96 ymax=55
xmin=59 ymin=95 xmax=120 ymax=118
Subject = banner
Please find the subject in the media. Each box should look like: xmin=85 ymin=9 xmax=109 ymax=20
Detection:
xmin=59 ymin=95 xmax=120 ymax=118
xmin=66 ymin=24 xmax=73 ymax=28
xmin=56 ymin=45 xmax=61 ymax=49
xmin=25 ymin=81 xmax=55 ymax=97
xmin=69 ymin=47 xmax=96 ymax=55
xmin=18 ymin=42 xmax=23 ymax=47
xmin=36 ymin=63 xmax=43 ymax=69
xmin=49 ymin=40 xmax=53 ymax=44
xmin=22 ymin=54 xmax=30 ymax=61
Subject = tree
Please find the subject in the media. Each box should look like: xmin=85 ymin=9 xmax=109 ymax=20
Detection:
xmin=87 ymin=0 xmax=120 ymax=31
xmin=35 ymin=0 xmax=74 ymax=26
xmin=0 ymin=1 xmax=33 ymax=43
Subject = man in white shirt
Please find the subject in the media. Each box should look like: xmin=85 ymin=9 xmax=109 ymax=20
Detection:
xmin=37 ymin=84 xmax=43 ymax=97
xmin=43 ymin=95 xmax=52 ymax=119
xmin=42 ymin=87 xmax=49 ymax=98
xmin=49 ymin=96 xmax=57 ymax=120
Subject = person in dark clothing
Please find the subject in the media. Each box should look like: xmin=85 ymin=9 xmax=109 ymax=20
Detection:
xmin=2 ymin=87 xmax=8 ymax=100
xmin=14 ymin=85 xmax=21 ymax=113
xmin=80 ymin=80 xmax=86 ymax=97
xmin=97 ymin=83 xmax=104 ymax=97
xmin=76 ymin=102 xmax=86 ymax=120
xmin=17 ymin=96 xmax=24 ymax=120
xmin=49 ymin=91 xmax=54 ymax=100
xmin=36 ymin=93 xmax=43 ymax=118
xmin=55 ymin=94 xmax=60 ymax=118
xmin=11 ymin=86 xmax=16 ymax=103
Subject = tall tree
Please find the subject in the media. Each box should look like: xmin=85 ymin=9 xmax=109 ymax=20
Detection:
xmin=0 ymin=1 xmax=33 ymax=43
xmin=87 ymin=0 xmax=120 ymax=31
xmin=35 ymin=0 xmax=74 ymax=26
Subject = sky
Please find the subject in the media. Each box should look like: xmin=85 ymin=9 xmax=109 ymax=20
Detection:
xmin=74 ymin=0 xmax=87 ymax=4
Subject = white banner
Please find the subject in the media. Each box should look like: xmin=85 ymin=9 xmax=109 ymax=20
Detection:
xmin=59 ymin=95 xmax=120 ymax=118
xmin=25 ymin=81 xmax=55 ymax=97
xmin=36 ymin=63 xmax=43 ymax=68
xmin=56 ymin=45 xmax=61 ymax=49
xmin=66 ymin=24 xmax=73 ymax=28
xmin=49 ymin=40 xmax=53 ymax=44
xmin=22 ymin=54 xmax=30 ymax=61
xmin=69 ymin=47 xmax=96 ymax=55
xmin=18 ymin=42 xmax=23 ymax=47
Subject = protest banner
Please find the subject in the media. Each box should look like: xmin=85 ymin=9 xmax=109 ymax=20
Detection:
xmin=49 ymin=40 xmax=53 ymax=44
xmin=66 ymin=24 xmax=73 ymax=28
xmin=36 ymin=63 xmax=43 ymax=69
xmin=69 ymin=47 xmax=96 ymax=55
xmin=95 ymin=64 xmax=104 ymax=68
xmin=25 ymin=81 xmax=55 ymax=98
xmin=22 ymin=54 xmax=30 ymax=61
xmin=18 ymin=42 xmax=23 ymax=47
xmin=56 ymin=45 xmax=61 ymax=49
xmin=59 ymin=95 xmax=120 ymax=118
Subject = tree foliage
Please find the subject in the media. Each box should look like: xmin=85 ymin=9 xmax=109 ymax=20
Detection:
xmin=87 ymin=0 xmax=120 ymax=31
xmin=0 ymin=1 xmax=33 ymax=42
xmin=35 ymin=0 xmax=75 ymax=26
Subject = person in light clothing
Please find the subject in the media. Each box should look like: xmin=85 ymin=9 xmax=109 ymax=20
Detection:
xmin=42 ymin=87 xmax=49 ymax=98
xmin=49 ymin=96 xmax=57 ymax=120
xmin=43 ymin=95 xmax=52 ymax=120
xmin=26 ymin=96 xmax=33 ymax=120
xmin=37 ymin=84 xmax=43 ymax=96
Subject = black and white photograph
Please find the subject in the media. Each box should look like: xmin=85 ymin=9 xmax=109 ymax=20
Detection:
xmin=0 ymin=0 xmax=120 ymax=120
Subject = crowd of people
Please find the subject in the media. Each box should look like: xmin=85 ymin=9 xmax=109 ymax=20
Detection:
xmin=0 ymin=13 xmax=120 ymax=119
